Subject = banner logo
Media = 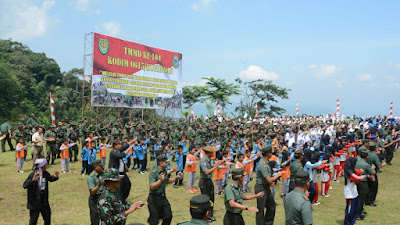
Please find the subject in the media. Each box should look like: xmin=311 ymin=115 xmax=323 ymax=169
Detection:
xmin=98 ymin=39 xmax=109 ymax=55
xmin=173 ymin=55 xmax=179 ymax=69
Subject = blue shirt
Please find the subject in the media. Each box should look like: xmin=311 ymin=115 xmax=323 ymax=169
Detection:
xmin=179 ymin=141 xmax=188 ymax=155
xmin=81 ymin=147 xmax=89 ymax=161
xmin=135 ymin=145 xmax=145 ymax=160
xmin=265 ymin=139 xmax=272 ymax=147
xmin=88 ymin=148 xmax=97 ymax=165
xmin=175 ymin=152 xmax=183 ymax=171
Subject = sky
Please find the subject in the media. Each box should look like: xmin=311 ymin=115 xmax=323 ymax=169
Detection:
xmin=1 ymin=0 xmax=399 ymax=117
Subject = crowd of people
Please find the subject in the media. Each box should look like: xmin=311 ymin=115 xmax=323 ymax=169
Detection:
xmin=1 ymin=114 xmax=399 ymax=225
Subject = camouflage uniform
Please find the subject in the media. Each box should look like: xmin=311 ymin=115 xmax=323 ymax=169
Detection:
xmin=44 ymin=126 xmax=57 ymax=164
xmin=55 ymin=124 xmax=66 ymax=158
xmin=98 ymin=168 xmax=132 ymax=225
xmin=67 ymin=124 xmax=80 ymax=161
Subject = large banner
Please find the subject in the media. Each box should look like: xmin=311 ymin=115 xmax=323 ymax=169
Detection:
xmin=91 ymin=33 xmax=182 ymax=109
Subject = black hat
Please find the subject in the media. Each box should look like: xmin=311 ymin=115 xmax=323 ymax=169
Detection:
xmin=156 ymin=155 xmax=169 ymax=162
xmin=294 ymin=171 xmax=309 ymax=184
xmin=261 ymin=147 xmax=272 ymax=154
xmin=190 ymin=194 xmax=213 ymax=210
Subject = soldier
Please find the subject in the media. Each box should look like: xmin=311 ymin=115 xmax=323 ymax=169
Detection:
xmin=68 ymin=122 xmax=80 ymax=162
xmin=355 ymin=149 xmax=375 ymax=220
xmin=148 ymin=155 xmax=182 ymax=225
xmin=87 ymin=159 xmax=104 ymax=225
xmin=44 ymin=125 xmax=57 ymax=165
xmin=55 ymin=122 xmax=66 ymax=159
xmin=0 ymin=119 xmax=14 ymax=152
xmin=111 ymin=123 xmax=121 ymax=141
xmin=26 ymin=113 xmax=39 ymax=136
xmin=255 ymin=147 xmax=282 ymax=225
xmin=79 ymin=118 xmax=88 ymax=144
xmin=283 ymin=171 xmax=313 ymax=225
xmin=178 ymin=195 xmax=213 ymax=225
xmin=98 ymin=168 xmax=147 ymax=225
xmin=223 ymin=168 xmax=263 ymax=225
xmin=199 ymin=146 xmax=223 ymax=222
xmin=289 ymin=150 xmax=304 ymax=192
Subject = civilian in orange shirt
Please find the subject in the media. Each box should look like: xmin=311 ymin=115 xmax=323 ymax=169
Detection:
xmin=16 ymin=137 xmax=27 ymax=173
xmin=186 ymin=147 xmax=198 ymax=193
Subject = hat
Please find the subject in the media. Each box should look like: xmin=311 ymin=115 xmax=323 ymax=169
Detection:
xmin=102 ymin=168 xmax=123 ymax=182
xmin=360 ymin=149 xmax=369 ymax=157
xmin=231 ymin=168 xmax=245 ymax=176
xmin=92 ymin=159 xmax=103 ymax=167
xmin=34 ymin=158 xmax=48 ymax=168
xmin=51 ymin=124 xmax=56 ymax=128
xmin=203 ymin=146 xmax=214 ymax=153
xmin=261 ymin=147 xmax=272 ymax=154
xmin=368 ymin=142 xmax=376 ymax=147
xmin=369 ymin=135 xmax=377 ymax=140
xmin=71 ymin=122 xmax=77 ymax=126
xmin=156 ymin=155 xmax=169 ymax=162
xmin=294 ymin=150 xmax=303 ymax=157
xmin=190 ymin=194 xmax=213 ymax=210
xmin=294 ymin=171 xmax=309 ymax=184
xmin=30 ymin=113 xmax=35 ymax=117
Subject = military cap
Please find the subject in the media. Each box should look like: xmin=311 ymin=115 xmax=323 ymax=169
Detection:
xmin=294 ymin=171 xmax=309 ymax=184
xmin=20 ymin=117 xmax=25 ymax=121
xmin=190 ymin=194 xmax=213 ymax=210
xmin=261 ymin=146 xmax=273 ymax=154
xmin=368 ymin=142 xmax=376 ymax=147
xmin=30 ymin=113 xmax=35 ymax=117
xmin=51 ymin=124 xmax=56 ymax=128
xmin=71 ymin=122 xmax=77 ymax=126
xmin=18 ymin=124 xmax=24 ymax=128
xmin=156 ymin=154 xmax=169 ymax=162
xmin=92 ymin=159 xmax=103 ymax=167
xmin=231 ymin=168 xmax=245 ymax=176
xmin=102 ymin=168 xmax=123 ymax=182
xmin=360 ymin=149 xmax=369 ymax=157
xmin=294 ymin=150 xmax=303 ymax=157
xmin=203 ymin=146 xmax=214 ymax=153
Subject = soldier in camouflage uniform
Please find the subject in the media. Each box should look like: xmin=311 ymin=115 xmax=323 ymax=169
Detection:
xmin=98 ymin=168 xmax=146 ymax=225
xmin=79 ymin=118 xmax=88 ymax=145
xmin=68 ymin=122 xmax=80 ymax=162
xmin=55 ymin=122 xmax=66 ymax=159
xmin=111 ymin=124 xmax=121 ymax=141
xmin=26 ymin=113 xmax=39 ymax=136
xmin=44 ymin=125 xmax=57 ymax=165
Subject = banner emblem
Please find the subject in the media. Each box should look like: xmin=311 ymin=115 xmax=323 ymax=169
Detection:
xmin=98 ymin=39 xmax=109 ymax=55
xmin=173 ymin=55 xmax=179 ymax=69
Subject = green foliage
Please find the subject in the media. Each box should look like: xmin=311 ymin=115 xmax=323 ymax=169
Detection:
xmin=235 ymin=78 xmax=290 ymax=116
xmin=182 ymin=85 xmax=208 ymax=108
xmin=181 ymin=110 xmax=189 ymax=118
xmin=202 ymin=77 xmax=241 ymax=111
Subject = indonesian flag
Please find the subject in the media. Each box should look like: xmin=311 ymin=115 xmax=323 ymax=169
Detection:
xmin=390 ymin=102 xmax=393 ymax=118
xmin=50 ymin=93 xmax=56 ymax=125
xmin=190 ymin=107 xmax=194 ymax=118
xmin=296 ymin=101 xmax=299 ymax=117
xmin=255 ymin=102 xmax=258 ymax=117
xmin=336 ymin=99 xmax=340 ymax=119
xmin=217 ymin=102 xmax=221 ymax=116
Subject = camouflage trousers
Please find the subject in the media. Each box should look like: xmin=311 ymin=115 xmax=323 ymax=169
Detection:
xmin=46 ymin=144 xmax=57 ymax=164
xmin=69 ymin=144 xmax=79 ymax=161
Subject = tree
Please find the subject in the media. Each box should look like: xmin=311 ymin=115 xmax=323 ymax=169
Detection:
xmin=235 ymin=78 xmax=290 ymax=116
xmin=182 ymin=85 xmax=208 ymax=109
xmin=202 ymin=77 xmax=241 ymax=112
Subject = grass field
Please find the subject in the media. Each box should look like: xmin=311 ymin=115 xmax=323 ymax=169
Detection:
xmin=1 ymin=142 xmax=399 ymax=225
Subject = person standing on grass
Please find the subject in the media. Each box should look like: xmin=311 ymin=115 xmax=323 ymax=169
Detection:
xmin=0 ymin=119 xmax=14 ymax=152
xmin=87 ymin=159 xmax=104 ymax=225
xmin=59 ymin=139 xmax=75 ymax=173
xmin=16 ymin=137 xmax=28 ymax=173
xmin=32 ymin=127 xmax=50 ymax=168
xmin=81 ymin=141 xmax=90 ymax=175
xmin=223 ymin=168 xmax=264 ymax=225
xmin=23 ymin=159 xmax=59 ymax=225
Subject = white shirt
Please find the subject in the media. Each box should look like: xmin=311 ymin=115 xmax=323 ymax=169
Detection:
xmin=32 ymin=132 xmax=44 ymax=146
xmin=343 ymin=181 xmax=358 ymax=199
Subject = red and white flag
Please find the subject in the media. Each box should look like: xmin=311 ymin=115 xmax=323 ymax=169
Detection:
xmin=190 ymin=107 xmax=195 ymax=118
xmin=296 ymin=101 xmax=299 ymax=117
xmin=336 ymin=99 xmax=340 ymax=119
xmin=255 ymin=102 xmax=258 ymax=117
xmin=50 ymin=93 xmax=56 ymax=125
xmin=390 ymin=102 xmax=393 ymax=118
xmin=217 ymin=102 xmax=221 ymax=117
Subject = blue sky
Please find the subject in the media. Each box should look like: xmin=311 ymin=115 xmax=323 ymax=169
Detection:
xmin=1 ymin=0 xmax=399 ymax=117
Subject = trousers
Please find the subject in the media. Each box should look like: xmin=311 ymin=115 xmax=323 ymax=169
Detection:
xmin=255 ymin=184 xmax=276 ymax=225
xmin=223 ymin=211 xmax=245 ymax=225
xmin=147 ymin=194 xmax=172 ymax=225
xmin=344 ymin=196 xmax=360 ymax=225
xmin=29 ymin=205 xmax=51 ymax=225
xmin=89 ymin=194 xmax=100 ymax=225
xmin=199 ymin=178 xmax=214 ymax=217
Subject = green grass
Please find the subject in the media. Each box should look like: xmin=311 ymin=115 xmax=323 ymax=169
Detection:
xmin=1 ymin=142 xmax=399 ymax=225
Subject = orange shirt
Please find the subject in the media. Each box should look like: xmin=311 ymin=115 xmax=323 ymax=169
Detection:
xmin=61 ymin=144 xmax=70 ymax=159
xmin=269 ymin=155 xmax=278 ymax=162
xmin=86 ymin=137 xmax=95 ymax=143
xmin=186 ymin=154 xmax=197 ymax=172
xmin=210 ymin=147 xmax=216 ymax=160
xmin=220 ymin=158 xmax=227 ymax=175
xmin=99 ymin=144 xmax=107 ymax=158
xmin=244 ymin=156 xmax=253 ymax=175
xmin=16 ymin=143 xmax=25 ymax=159
xmin=236 ymin=161 xmax=244 ymax=169
xmin=199 ymin=150 xmax=205 ymax=159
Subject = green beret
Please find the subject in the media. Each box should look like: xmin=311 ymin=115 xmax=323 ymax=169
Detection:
xmin=92 ymin=159 xmax=103 ymax=167
xmin=360 ymin=149 xmax=369 ymax=157
xmin=190 ymin=194 xmax=213 ymax=210
xmin=294 ymin=150 xmax=303 ymax=157
xmin=261 ymin=147 xmax=272 ymax=154
xmin=368 ymin=142 xmax=376 ymax=147
xmin=156 ymin=155 xmax=169 ymax=162
xmin=231 ymin=168 xmax=245 ymax=176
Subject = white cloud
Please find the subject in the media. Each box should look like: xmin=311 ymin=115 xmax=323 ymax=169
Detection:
xmin=392 ymin=83 xmax=400 ymax=88
xmin=74 ymin=0 xmax=100 ymax=14
xmin=308 ymin=64 xmax=342 ymax=78
xmin=183 ymin=79 xmax=207 ymax=87
xmin=0 ymin=0 xmax=56 ymax=41
xmin=237 ymin=65 xmax=279 ymax=81
xmin=191 ymin=0 xmax=217 ymax=11
xmin=101 ymin=21 xmax=121 ymax=37
xmin=337 ymin=81 xmax=343 ymax=88
xmin=359 ymin=74 xmax=373 ymax=81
